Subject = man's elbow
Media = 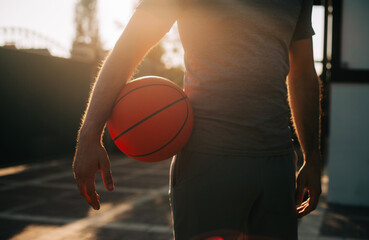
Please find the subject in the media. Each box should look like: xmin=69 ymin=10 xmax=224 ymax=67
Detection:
xmin=287 ymin=69 xmax=319 ymax=87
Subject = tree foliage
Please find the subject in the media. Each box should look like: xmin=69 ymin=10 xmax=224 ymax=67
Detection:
xmin=72 ymin=0 xmax=102 ymax=60
xmin=74 ymin=0 xmax=99 ymax=44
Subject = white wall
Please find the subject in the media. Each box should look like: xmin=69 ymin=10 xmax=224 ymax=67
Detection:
xmin=328 ymin=83 xmax=369 ymax=207
xmin=340 ymin=0 xmax=369 ymax=70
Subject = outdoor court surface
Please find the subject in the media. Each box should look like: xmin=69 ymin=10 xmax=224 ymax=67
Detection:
xmin=0 ymin=155 xmax=368 ymax=240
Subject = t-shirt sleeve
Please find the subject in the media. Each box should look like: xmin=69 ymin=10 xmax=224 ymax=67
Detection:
xmin=136 ymin=0 xmax=182 ymax=21
xmin=292 ymin=0 xmax=315 ymax=41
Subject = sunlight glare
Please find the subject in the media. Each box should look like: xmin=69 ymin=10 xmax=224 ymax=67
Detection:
xmin=162 ymin=23 xmax=185 ymax=69
xmin=87 ymin=202 xmax=114 ymax=217
xmin=0 ymin=165 xmax=28 ymax=177
xmin=312 ymin=6 xmax=325 ymax=62
xmin=0 ymin=0 xmax=325 ymax=71
xmin=98 ymin=0 xmax=138 ymax=50
xmin=9 ymin=224 xmax=59 ymax=240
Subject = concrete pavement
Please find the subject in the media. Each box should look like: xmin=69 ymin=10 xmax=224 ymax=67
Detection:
xmin=0 ymin=155 xmax=368 ymax=240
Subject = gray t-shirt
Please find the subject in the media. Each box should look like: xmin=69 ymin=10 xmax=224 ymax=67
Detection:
xmin=137 ymin=0 xmax=314 ymax=156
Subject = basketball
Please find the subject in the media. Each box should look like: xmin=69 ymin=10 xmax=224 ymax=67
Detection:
xmin=108 ymin=76 xmax=194 ymax=162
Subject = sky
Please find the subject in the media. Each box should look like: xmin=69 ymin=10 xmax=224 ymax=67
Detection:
xmin=0 ymin=0 xmax=137 ymax=57
xmin=0 ymin=0 xmax=324 ymax=72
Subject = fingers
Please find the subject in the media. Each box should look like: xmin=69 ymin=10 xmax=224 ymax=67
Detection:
xmin=76 ymin=180 xmax=87 ymax=202
xmin=73 ymin=144 xmax=112 ymax=210
xmin=295 ymin=181 xmax=305 ymax=206
xmin=75 ymin=175 xmax=100 ymax=210
xmin=99 ymin=156 xmax=115 ymax=191
xmin=295 ymin=176 xmax=314 ymax=218
xmin=86 ymin=180 xmax=100 ymax=210
xmin=296 ymin=198 xmax=309 ymax=217
xmin=295 ymin=160 xmax=322 ymax=218
xmin=101 ymin=169 xmax=115 ymax=191
xmin=306 ymin=188 xmax=320 ymax=211
xmin=297 ymin=189 xmax=321 ymax=218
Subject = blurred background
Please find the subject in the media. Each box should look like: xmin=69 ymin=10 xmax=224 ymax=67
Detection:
xmin=0 ymin=0 xmax=186 ymax=163
xmin=0 ymin=0 xmax=368 ymax=239
xmin=0 ymin=0 xmax=327 ymax=162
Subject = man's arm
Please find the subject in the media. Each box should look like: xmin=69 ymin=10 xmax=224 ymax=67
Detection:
xmin=287 ymin=38 xmax=322 ymax=218
xmin=73 ymin=8 xmax=177 ymax=210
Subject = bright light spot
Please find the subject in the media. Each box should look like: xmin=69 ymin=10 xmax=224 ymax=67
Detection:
xmin=97 ymin=0 xmax=138 ymax=50
xmin=312 ymin=6 xmax=325 ymax=62
xmin=0 ymin=165 xmax=28 ymax=177
xmin=9 ymin=224 xmax=59 ymax=240
xmin=87 ymin=202 xmax=114 ymax=217
xmin=0 ymin=1 xmax=326 ymax=71
xmin=161 ymin=23 xmax=185 ymax=69
xmin=315 ymin=62 xmax=323 ymax=76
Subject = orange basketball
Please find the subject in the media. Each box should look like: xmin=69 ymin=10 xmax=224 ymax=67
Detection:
xmin=108 ymin=76 xmax=193 ymax=162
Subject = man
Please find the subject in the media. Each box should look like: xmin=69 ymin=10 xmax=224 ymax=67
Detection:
xmin=73 ymin=0 xmax=322 ymax=239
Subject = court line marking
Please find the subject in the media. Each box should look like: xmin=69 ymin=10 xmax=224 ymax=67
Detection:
xmin=32 ymin=186 xmax=171 ymax=240
xmin=0 ymin=160 xmax=169 ymax=192
xmin=1 ymin=157 xmax=173 ymax=238
xmin=0 ymin=185 xmax=172 ymax=237
xmin=0 ymin=213 xmax=172 ymax=234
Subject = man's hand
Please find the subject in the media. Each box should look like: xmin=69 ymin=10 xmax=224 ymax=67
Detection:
xmin=73 ymin=140 xmax=114 ymax=210
xmin=295 ymin=153 xmax=322 ymax=218
xmin=70 ymin=4 xmax=176 ymax=210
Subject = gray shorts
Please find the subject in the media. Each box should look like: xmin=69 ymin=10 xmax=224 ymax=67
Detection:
xmin=169 ymin=149 xmax=297 ymax=240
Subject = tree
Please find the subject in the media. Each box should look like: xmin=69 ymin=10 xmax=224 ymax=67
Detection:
xmin=71 ymin=0 xmax=102 ymax=61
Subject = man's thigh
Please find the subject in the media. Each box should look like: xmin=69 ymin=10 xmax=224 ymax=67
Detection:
xmin=169 ymin=150 xmax=297 ymax=240
xmin=246 ymin=154 xmax=298 ymax=240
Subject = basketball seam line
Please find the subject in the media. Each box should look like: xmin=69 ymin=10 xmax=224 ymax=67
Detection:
xmin=112 ymin=96 xmax=187 ymax=142
xmin=113 ymin=84 xmax=186 ymax=107
xmin=126 ymin=98 xmax=189 ymax=158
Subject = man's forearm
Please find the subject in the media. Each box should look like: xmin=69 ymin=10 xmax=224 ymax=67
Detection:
xmin=288 ymin=38 xmax=322 ymax=216
xmin=287 ymin=73 xmax=321 ymax=161
xmin=73 ymin=5 xmax=176 ymax=211
xmin=78 ymin=50 xmax=138 ymax=143
xmin=77 ymin=9 xmax=175 ymax=143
